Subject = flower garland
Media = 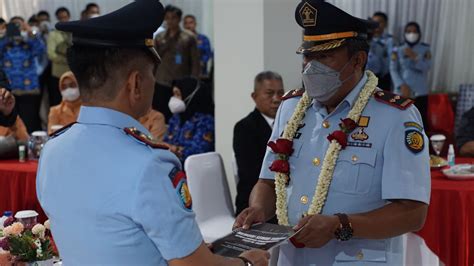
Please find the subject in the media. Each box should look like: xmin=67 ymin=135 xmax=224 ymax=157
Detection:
xmin=268 ymin=71 xmax=378 ymax=226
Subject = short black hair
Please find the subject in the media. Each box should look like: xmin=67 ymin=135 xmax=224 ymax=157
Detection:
xmin=67 ymin=45 xmax=157 ymax=102
xmin=37 ymin=10 xmax=50 ymax=19
xmin=55 ymin=7 xmax=70 ymax=17
xmin=28 ymin=15 xmax=39 ymax=25
xmin=86 ymin=3 xmax=99 ymax=12
xmin=0 ymin=18 xmax=5 ymax=24
xmin=164 ymin=5 xmax=183 ymax=19
xmin=10 ymin=16 xmax=24 ymax=23
xmin=345 ymin=38 xmax=370 ymax=70
xmin=254 ymin=71 xmax=283 ymax=91
xmin=373 ymin=12 xmax=388 ymax=23
xmin=184 ymin=14 xmax=196 ymax=21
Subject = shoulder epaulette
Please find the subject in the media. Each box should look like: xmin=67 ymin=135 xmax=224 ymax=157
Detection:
xmin=49 ymin=122 xmax=76 ymax=138
xmin=373 ymin=91 xmax=414 ymax=110
xmin=421 ymin=42 xmax=429 ymax=46
xmin=124 ymin=127 xmax=169 ymax=149
xmin=282 ymin=88 xmax=305 ymax=100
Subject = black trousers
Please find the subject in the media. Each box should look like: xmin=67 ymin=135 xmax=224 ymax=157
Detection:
xmin=16 ymin=94 xmax=42 ymax=133
xmin=377 ymin=73 xmax=392 ymax=92
xmin=414 ymin=95 xmax=428 ymax=129
xmin=48 ymin=76 xmax=62 ymax=107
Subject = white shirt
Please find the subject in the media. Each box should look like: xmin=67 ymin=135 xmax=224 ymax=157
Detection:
xmin=260 ymin=112 xmax=275 ymax=129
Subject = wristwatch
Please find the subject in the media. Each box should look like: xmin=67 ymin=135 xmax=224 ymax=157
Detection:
xmin=237 ymin=256 xmax=253 ymax=266
xmin=334 ymin=213 xmax=353 ymax=241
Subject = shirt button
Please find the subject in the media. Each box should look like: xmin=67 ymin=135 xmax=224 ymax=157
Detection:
xmin=300 ymin=195 xmax=309 ymax=205
xmin=356 ymin=250 xmax=364 ymax=260
xmin=322 ymin=121 xmax=330 ymax=128
xmin=312 ymin=157 xmax=320 ymax=166
xmin=351 ymin=155 xmax=358 ymax=162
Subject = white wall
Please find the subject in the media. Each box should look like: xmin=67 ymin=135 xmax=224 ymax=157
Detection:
xmin=214 ymin=0 xmax=301 ymax=204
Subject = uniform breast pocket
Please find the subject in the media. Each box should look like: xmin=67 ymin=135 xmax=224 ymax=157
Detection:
xmin=331 ymin=148 xmax=377 ymax=195
xmin=335 ymin=239 xmax=387 ymax=263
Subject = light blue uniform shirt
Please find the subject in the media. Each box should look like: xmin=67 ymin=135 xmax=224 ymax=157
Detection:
xmin=367 ymin=40 xmax=386 ymax=76
xmin=37 ymin=106 xmax=203 ymax=266
xmin=390 ymin=42 xmax=432 ymax=97
xmin=260 ymin=73 xmax=430 ymax=265
xmin=371 ymin=33 xmax=394 ymax=77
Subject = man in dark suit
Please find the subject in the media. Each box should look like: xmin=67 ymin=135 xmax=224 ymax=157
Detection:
xmin=233 ymin=71 xmax=284 ymax=215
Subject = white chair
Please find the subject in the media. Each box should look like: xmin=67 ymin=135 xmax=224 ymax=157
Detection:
xmin=184 ymin=152 xmax=235 ymax=243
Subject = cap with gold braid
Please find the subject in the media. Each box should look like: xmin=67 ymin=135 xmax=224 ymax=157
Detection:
xmin=295 ymin=0 xmax=378 ymax=54
xmin=56 ymin=0 xmax=164 ymax=62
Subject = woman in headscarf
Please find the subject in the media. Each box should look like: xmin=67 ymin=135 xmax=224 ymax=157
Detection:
xmin=164 ymin=77 xmax=214 ymax=162
xmin=48 ymin=71 xmax=81 ymax=134
xmin=390 ymin=21 xmax=432 ymax=126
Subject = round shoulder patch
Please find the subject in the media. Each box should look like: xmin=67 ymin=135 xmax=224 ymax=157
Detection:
xmin=168 ymin=167 xmax=193 ymax=211
xmin=405 ymin=129 xmax=424 ymax=154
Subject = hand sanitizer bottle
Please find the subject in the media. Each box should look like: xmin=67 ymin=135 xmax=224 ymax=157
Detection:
xmin=447 ymin=144 xmax=455 ymax=167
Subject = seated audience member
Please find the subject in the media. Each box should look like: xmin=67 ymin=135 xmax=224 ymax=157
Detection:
xmin=138 ymin=108 xmax=166 ymax=141
xmin=233 ymin=71 xmax=284 ymax=215
xmin=164 ymin=77 xmax=214 ymax=162
xmin=48 ymin=71 xmax=81 ymax=134
xmin=456 ymin=107 xmax=474 ymax=157
xmin=0 ymin=70 xmax=18 ymax=127
xmin=1 ymin=21 xmax=45 ymax=132
xmin=0 ymin=116 xmax=29 ymax=142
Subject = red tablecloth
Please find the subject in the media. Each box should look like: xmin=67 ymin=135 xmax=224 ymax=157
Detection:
xmin=0 ymin=160 xmax=46 ymax=222
xmin=417 ymin=157 xmax=474 ymax=266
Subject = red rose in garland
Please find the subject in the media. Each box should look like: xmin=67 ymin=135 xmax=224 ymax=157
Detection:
xmin=339 ymin=118 xmax=357 ymax=132
xmin=267 ymin=139 xmax=294 ymax=156
xmin=269 ymin=159 xmax=290 ymax=174
xmin=327 ymin=130 xmax=348 ymax=149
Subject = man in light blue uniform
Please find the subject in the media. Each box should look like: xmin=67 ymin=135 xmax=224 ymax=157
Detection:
xmin=390 ymin=21 xmax=431 ymax=126
xmin=369 ymin=12 xmax=395 ymax=91
xmin=234 ymin=1 xmax=430 ymax=265
xmin=36 ymin=1 xmax=269 ymax=265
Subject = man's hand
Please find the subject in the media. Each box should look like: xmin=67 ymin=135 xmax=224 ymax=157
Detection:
xmin=0 ymin=88 xmax=15 ymax=117
xmin=239 ymin=249 xmax=270 ymax=266
xmin=292 ymin=214 xmax=339 ymax=248
xmin=400 ymin=84 xmax=412 ymax=98
xmin=233 ymin=206 xmax=267 ymax=230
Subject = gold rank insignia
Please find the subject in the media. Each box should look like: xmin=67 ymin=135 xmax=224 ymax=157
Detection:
xmin=299 ymin=2 xmax=317 ymax=27
xmin=374 ymin=90 xmax=414 ymax=110
xmin=351 ymin=128 xmax=369 ymax=141
xmin=405 ymin=129 xmax=424 ymax=154
xmin=282 ymin=88 xmax=305 ymax=101
xmin=124 ymin=127 xmax=169 ymax=149
xmin=351 ymin=116 xmax=370 ymax=141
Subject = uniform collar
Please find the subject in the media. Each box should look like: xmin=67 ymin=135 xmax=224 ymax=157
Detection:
xmin=77 ymin=106 xmax=150 ymax=134
xmin=312 ymin=73 xmax=368 ymax=116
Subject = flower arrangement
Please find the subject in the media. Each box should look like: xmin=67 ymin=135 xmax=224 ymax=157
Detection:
xmin=268 ymin=71 xmax=378 ymax=226
xmin=0 ymin=218 xmax=56 ymax=263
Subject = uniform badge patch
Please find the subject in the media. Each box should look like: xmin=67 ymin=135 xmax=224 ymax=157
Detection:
xmin=404 ymin=121 xmax=423 ymax=131
xmin=169 ymin=167 xmax=193 ymax=211
xmin=299 ymin=2 xmax=317 ymax=27
xmin=405 ymin=130 xmax=424 ymax=154
xmin=351 ymin=128 xmax=369 ymax=141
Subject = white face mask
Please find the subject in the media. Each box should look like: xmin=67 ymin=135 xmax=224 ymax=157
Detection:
xmin=31 ymin=26 xmax=39 ymax=35
xmin=168 ymin=96 xmax=186 ymax=114
xmin=0 ymin=29 xmax=6 ymax=38
xmin=61 ymin=87 xmax=80 ymax=102
xmin=20 ymin=31 xmax=29 ymax=39
xmin=405 ymin=32 xmax=419 ymax=44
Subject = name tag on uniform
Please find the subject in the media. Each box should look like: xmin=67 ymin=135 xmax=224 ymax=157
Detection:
xmin=175 ymin=53 xmax=182 ymax=65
